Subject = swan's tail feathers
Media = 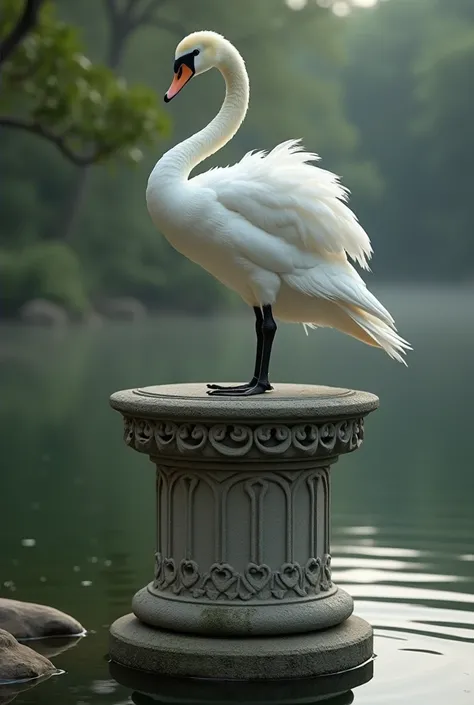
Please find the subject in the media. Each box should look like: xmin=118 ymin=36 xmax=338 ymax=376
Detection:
xmin=343 ymin=305 xmax=412 ymax=365
xmin=302 ymin=322 xmax=318 ymax=336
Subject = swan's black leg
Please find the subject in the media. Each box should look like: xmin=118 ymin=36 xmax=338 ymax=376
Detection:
xmin=258 ymin=304 xmax=277 ymax=388
xmin=207 ymin=305 xmax=276 ymax=397
xmin=207 ymin=307 xmax=267 ymax=392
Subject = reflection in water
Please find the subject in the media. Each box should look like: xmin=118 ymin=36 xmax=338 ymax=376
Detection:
xmin=0 ymin=675 xmax=55 ymax=705
xmin=0 ymin=291 xmax=473 ymax=704
xmin=24 ymin=636 xmax=84 ymax=659
xmin=109 ymin=659 xmax=374 ymax=704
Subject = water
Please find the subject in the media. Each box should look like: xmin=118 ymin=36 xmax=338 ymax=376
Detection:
xmin=0 ymin=287 xmax=473 ymax=704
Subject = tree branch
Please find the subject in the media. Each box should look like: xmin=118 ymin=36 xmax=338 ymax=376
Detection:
xmin=104 ymin=0 xmax=119 ymax=25
xmin=147 ymin=16 xmax=187 ymax=37
xmin=133 ymin=0 xmax=168 ymax=26
xmin=104 ymin=0 xmax=162 ymax=31
xmin=0 ymin=116 xmax=106 ymax=166
xmin=0 ymin=0 xmax=45 ymax=67
xmin=104 ymin=0 xmax=181 ymax=43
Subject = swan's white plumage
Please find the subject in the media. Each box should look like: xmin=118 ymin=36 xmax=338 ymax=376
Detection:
xmin=192 ymin=139 xmax=373 ymax=271
xmin=147 ymin=31 xmax=411 ymax=365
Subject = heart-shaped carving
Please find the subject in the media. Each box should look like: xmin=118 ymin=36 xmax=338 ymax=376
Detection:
xmin=322 ymin=554 xmax=332 ymax=588
xmin=304 ymin=557 xmax=321 ymax=586
xmin=279 ymin=563 xmax=301 ymax=589
xmin=210 ymin=563 xmax=237 ymax=593
xmin=154 ymin=552 xmax=163 ymax=580
xmin=162 ymin=558 xmax=176 ymax=586
xmin=179 ymin=559 xmax=199 ymax=588
xmin=245 ymin=563 xmax=271 ymax=592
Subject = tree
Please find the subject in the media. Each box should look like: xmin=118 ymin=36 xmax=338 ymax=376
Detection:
xmin=58 ymin=0 xmax=184 ymax=243
xmin=0 ymin=0 xmax=44 ymax=66
xmin=412 ymin=1 xmax=474 ymax=278
xmin=342 ymin=0 xmax=474 ymax=282
xmin=0 ymin=0 xmax=169 ymax=316
xmin=0 ymin=0 xmax=169 ymax=167
xmin=342 ymin=0 xmax=429 ymax=280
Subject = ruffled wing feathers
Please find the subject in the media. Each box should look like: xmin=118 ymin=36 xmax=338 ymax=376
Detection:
xmin=191 ymin=139 xmax=373 ymax=270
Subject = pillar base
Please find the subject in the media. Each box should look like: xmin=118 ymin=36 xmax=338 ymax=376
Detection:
xmin=132 ymin=584 xmax=354 ymax=636
xmin=109 ymin=614 xmax=373 ymax=680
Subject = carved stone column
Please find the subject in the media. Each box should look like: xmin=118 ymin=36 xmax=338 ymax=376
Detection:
xmin=109 ymin=383 xmax=378 ymax=680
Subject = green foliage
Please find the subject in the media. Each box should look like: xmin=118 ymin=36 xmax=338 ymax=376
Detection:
xmin=0 ymin=0 xmax=170 ymax=164
xmin=0 ymin=241 xmax=89 ymax=315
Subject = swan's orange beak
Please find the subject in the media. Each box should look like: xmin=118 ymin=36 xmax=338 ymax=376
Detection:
xmin=164 ymin=64 xmax=194 ymax=103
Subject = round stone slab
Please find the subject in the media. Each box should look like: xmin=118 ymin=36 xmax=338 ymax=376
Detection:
xmin=110 ymin=383 xmax=379 ymax=422
xmin=109 ymin=614 xmax=373 ymax=680
xmin=111 ymin=382 xmax=378 ymax=462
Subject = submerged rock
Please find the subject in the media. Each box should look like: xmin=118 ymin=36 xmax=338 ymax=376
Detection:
xmin=19 ymin=299 xmax=68 ymax=327
xmin=0 ymin=629 xmax=55 ymax=683
xmin=98 ymin=296 xmax=147 ymax=321
xmin=0 ymin=599 xmax=84 ymax=640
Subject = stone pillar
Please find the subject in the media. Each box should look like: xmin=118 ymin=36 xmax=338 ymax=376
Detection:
xmin=109 ymin=383 xmax=378 ymax=680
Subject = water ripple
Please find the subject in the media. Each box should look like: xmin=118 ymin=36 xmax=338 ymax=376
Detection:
xmin=332 ymin=527 xmax=474 ymax=702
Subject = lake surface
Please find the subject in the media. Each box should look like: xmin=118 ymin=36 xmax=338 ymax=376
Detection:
xmin=0 ymin=287 xmax=473 ymax=704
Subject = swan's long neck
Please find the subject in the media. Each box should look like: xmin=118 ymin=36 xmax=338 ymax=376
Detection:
xmin=154 ymin=43 xmax=249 ymax=181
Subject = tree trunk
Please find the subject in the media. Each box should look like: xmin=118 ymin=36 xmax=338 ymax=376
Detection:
xmin=58 ymin=16 xmax=129 ymax=243
xmin=59 ymin=166 xmax=89 ymax=243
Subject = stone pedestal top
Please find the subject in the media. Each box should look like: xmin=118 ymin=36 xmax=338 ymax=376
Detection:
xmin=111 ymin=383 xmax=379 ymax=462
xmin=110 ymin=383 xmax=379 ymax=422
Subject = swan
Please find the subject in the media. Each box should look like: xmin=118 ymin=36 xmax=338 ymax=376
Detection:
xmin=146 ymin=31 xmax=411 ymax=396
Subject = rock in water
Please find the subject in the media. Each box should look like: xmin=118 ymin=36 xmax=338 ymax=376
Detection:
xmin=0 ymin=599 xmax=84 ymax=640
xmin=0 ymin=629 xmax=55 ymax=682
xmin=19 ymin=299 xmax=68 ymax=327
xmin=98 ymin=296 xmax=147 ymax=321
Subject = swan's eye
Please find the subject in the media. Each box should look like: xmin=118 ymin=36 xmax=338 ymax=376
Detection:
xmin=193 ymin=49 xmax=200 ymax=57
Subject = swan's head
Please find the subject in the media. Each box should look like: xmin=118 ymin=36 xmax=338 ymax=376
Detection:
xmin=164 ymin=31 xmax=228 ymax=103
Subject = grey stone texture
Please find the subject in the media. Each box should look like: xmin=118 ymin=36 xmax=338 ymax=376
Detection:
xmin=109 ymin=383 xmax=379 ymax=679
xmin=0 ymin=629 xmax=55 ymax=683
xmin=110 ymin=614 xmax=373 ymax=680
xmin=0 ymin=599 xmax=84 ymax=640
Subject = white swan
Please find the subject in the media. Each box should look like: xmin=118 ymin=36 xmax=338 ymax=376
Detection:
xmin=146 ymin=31 xmax=411 ymax=396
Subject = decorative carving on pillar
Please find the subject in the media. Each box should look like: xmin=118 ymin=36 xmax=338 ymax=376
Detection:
xmin=150 ymin=465 xmax=333 ymax=603
xmin=153 ymin=552 xmax=332 ymax=601
xmin=123 ymin=417 xmax=365 ymax=459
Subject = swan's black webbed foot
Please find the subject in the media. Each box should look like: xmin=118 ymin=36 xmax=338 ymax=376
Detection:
xmin=206 ymin=379 xmax=263 ymax=392
xmin=207 ymin=381 xmax=272 ymax=397
xmin=206 ymin=382 xmax=251 ymax=391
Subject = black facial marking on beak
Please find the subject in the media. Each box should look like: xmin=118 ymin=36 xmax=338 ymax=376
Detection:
xmin=164 ymin=49 xmax=200 ymax=103
xmin=173 ymin=48 xmax=199 ymax=75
